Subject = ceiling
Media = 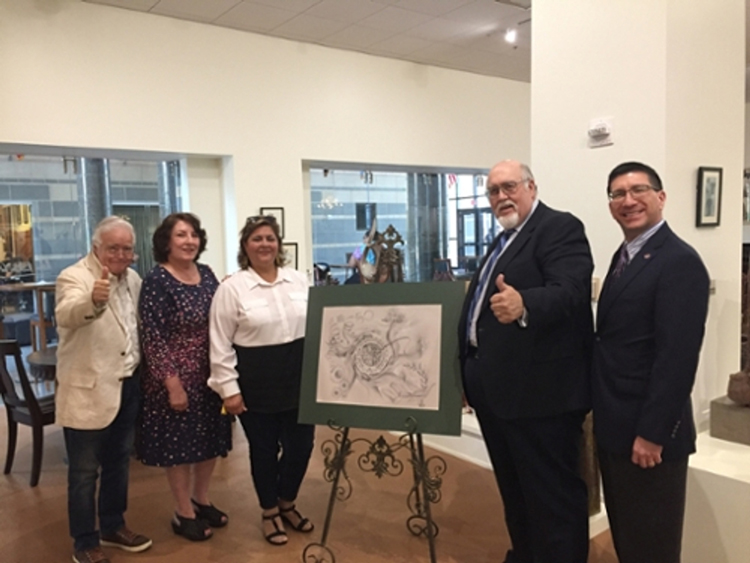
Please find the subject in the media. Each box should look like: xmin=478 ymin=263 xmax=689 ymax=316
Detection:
xmin=82 ymin=0 xmax=750 ymax=96
xmin=83 ymin=0 xmax=533 ymax=82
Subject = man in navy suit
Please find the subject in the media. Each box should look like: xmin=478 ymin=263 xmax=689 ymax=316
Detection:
xmin=458 ymin=160 xmax=594 ymax=563
xmin=594 ymin=162 xmax=709 ymax=563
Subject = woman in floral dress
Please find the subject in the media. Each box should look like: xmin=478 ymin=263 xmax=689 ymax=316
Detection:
xmin=138 ymin=213 xmax=232 ymax=542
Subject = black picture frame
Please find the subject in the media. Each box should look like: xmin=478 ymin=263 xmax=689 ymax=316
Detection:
xmin=696 ymin=167 xmax=722 ymax=227
xmin=260 ymin=206 xmax=285 ymax=239
xmin=282 ymin=241 xmax=298 ymax=269
xmin=298 ymin=282 xmax=466 ymax=436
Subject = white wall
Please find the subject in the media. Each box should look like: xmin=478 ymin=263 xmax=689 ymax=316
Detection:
xmin=0 ymin=0 xmax=531 ymax=277
xmin=664 ymin=0 xmax=745 ymax=426
xmin=184 ymin=158 xmax=226 ymax=274
xmin=531 ymin=0 xmax=745 ymax=428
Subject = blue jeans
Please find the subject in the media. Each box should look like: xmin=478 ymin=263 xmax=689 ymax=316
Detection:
xmin=63 ymin=374 xmax=140 ymax=552
xmin=237 ymin=409 xmax=315 ymax=509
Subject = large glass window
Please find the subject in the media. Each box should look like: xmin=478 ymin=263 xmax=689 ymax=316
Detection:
xmin=0 ymin=154 xmax=180 ymax=282
xmin=311 ymin=169 xmax=408 ymax=281
xmin=310 ymin=166 xmax=489 ymax=283
xmin=446 ymin=173 xmax=495 ymax=273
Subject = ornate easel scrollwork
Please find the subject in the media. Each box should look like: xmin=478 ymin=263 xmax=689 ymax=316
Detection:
xmin=304 ymin=421 xmax=446 ymax=563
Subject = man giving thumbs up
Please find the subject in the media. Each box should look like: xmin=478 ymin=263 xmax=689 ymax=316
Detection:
xmin=458 ymin=160 xmax=594 ymax=563
xmin=55 ymin=216 xmax=152 ymax=563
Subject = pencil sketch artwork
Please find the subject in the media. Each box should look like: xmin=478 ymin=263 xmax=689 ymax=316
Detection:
xmin=316 ymin=305 xmax=442 ymax=410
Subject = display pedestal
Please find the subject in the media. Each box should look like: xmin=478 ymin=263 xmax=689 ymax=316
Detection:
xmin=421 ymin=412 xmax=610 ymax=538
xmin=709 ymin=395 xmax=750 ymax=446
xmin=683 ymin=432 xmax=750 ymax=563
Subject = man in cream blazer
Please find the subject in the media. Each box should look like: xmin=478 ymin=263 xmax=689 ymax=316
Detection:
xmin=56 ymin=216 xmax=152 ymax=563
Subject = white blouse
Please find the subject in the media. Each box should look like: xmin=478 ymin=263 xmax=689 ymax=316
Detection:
xmin=208 ymin=267 xmax=309 ymax=399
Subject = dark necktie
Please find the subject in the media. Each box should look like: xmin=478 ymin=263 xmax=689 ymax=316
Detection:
xmin=466 ymin=229 xmax=515 ymax=342
xmin=612 ymin=244 xmax=629 ymax=278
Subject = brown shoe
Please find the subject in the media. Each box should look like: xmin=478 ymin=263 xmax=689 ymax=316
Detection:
xmin=72 ymin=546 xmax=110 ymax=563
xmin=100 ymin=526 xmax=153 ymax=553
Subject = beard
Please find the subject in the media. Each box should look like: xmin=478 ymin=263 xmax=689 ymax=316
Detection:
xmin=497 ymin=208 xmax=520 ymax=230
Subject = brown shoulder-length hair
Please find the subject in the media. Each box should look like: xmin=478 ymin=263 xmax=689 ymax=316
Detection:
xmin=152 ymin=212 xmax=207 ymax=263
xmin=237 ymin=215 xmax=286 ymax=270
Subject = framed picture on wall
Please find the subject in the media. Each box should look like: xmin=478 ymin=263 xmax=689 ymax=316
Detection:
xmin=283 ymin=242 xmax=298 ymax=269
xmin=696 ymin=167 xmax=722 ymax=227
xmin=260 ymin=207 xmax=285 ymax=238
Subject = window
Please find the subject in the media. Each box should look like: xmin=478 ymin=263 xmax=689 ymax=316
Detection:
xmin=309 ymin=166 xmax=488 ymax=283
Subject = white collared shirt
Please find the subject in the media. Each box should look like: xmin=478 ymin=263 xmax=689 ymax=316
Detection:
xmin=208 ymin=266 xmax=309 ymax=398
xmin=620 ymin=219 xmax=666 ymax=264
xmin=112 ymin=272 xmax=140 ymax=377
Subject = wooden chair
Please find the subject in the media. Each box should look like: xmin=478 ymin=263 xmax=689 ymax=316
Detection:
xmin=0 ymin=339 xmax=55 ymax=486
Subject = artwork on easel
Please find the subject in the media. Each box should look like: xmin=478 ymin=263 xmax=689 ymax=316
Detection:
xmin=316 ymin=305 xmax=441 ymax=410
xmin=298 ymin=282 xmax=465 ymax=436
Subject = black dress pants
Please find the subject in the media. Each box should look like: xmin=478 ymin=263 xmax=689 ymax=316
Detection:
xmin=465 ymin=363 xmax=589 ymax=563
xmin=599 ymin=450 xmax=688 ymax=563
xmin=237 ymin=408 xmax=315 ymax=510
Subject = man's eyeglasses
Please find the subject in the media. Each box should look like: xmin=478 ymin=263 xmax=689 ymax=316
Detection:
xmin=245 ymin=215 xmax=277 ymax=225
xmin=103 ymin=245 xmax=135 ymax=256
xmin=608 ymin=184 xmax=658 ymax=202
xmin=485 ymin=180 xmax=527 ymax=198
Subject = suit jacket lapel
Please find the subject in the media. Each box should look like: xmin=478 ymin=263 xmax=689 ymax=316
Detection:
xmin=597 ymin=223 xmax=672 ymax=328
xmin=481 ymin=202 xmax=547 ymax=309
xmin=596 ymin=246 xmax=623 ymax=318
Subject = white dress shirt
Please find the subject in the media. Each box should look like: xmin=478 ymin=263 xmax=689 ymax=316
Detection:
xmin=112 ymin=272 xmax=140 ymax=377
xmin=208 ymin=266 xmax=309 ymax=399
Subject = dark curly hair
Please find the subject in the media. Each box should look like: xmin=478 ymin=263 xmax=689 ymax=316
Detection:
xmin=237 ymin=215 xmax=286 ymax=270
xmin=152 ymin=212 xmax=207 ymax=263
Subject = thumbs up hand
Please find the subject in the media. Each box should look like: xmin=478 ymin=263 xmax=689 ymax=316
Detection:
xmin=92 ymin=266 xmax=111 ymax=307
xmin=495 ymin=273 xmax=507 ymax=292
xmin=489 ymin=273 xmax=524 ymax=324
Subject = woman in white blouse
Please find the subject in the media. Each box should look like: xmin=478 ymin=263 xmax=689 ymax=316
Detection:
xmin=208 ymin=216 xmax=314 ymax=547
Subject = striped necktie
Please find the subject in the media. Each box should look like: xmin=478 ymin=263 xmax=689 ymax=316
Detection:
xmin=466 ymin=229 xmax=515 ymax=342
xmin=612 ymin=244 xmax=629 ymax=278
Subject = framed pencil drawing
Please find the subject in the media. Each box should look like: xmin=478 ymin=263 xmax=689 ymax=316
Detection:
xmin=696 ymin=167 xmax=722 ymax=227
xmin=298 ymin=282 xmax=466 ymax=436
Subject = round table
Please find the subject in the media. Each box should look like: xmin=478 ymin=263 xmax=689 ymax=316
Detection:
xmin=27 ymin=346 xmax=57 ymax=383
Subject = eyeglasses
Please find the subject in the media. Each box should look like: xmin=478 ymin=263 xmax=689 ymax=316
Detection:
xmin=485 ymin=180 xmax=527 ymax=198
xmin=103 ymin=245 xmax=134 ymax=256
xmin=608 ymin=184 xmax=658 ymax=202
xmin=245 ymin=215 xmax=277 ymax=225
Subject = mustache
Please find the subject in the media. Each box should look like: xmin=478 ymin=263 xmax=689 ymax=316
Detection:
xmin=496 ymin=201 xmax=518 ymax=212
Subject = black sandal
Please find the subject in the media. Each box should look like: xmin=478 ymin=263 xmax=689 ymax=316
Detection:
xmin=280 ymin=504 xmax=314 ymax=533
xmin=262 ymin=512 xmax=288 ymax=546
xmin=191 ymin=499 xmax=228 ymax=528
xmin=171 ymin=513 xmax=213 ymax=541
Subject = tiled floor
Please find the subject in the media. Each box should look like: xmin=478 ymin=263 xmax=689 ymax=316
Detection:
xmin=0 ymin=415 xmax=617 ymax=563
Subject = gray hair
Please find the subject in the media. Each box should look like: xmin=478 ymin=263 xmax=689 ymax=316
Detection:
xmin=92 ymin=216 xmax=136 ymax=248
xmin=520 ymin=163 xmax=535 ymax=183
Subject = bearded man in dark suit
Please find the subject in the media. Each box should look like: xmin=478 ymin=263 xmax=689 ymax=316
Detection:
xmin=458 ymin=160 xmax=594 ymax=563
xmin=593 ymin=161 xmax=709 ymax=563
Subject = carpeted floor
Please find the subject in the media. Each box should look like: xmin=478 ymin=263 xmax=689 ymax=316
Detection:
xmin=0 ymin=414 xmax=616 ymax=562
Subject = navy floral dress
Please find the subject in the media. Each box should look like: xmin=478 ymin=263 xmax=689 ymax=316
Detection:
xmin=137 ymin=264 xmax=232 ymax=466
